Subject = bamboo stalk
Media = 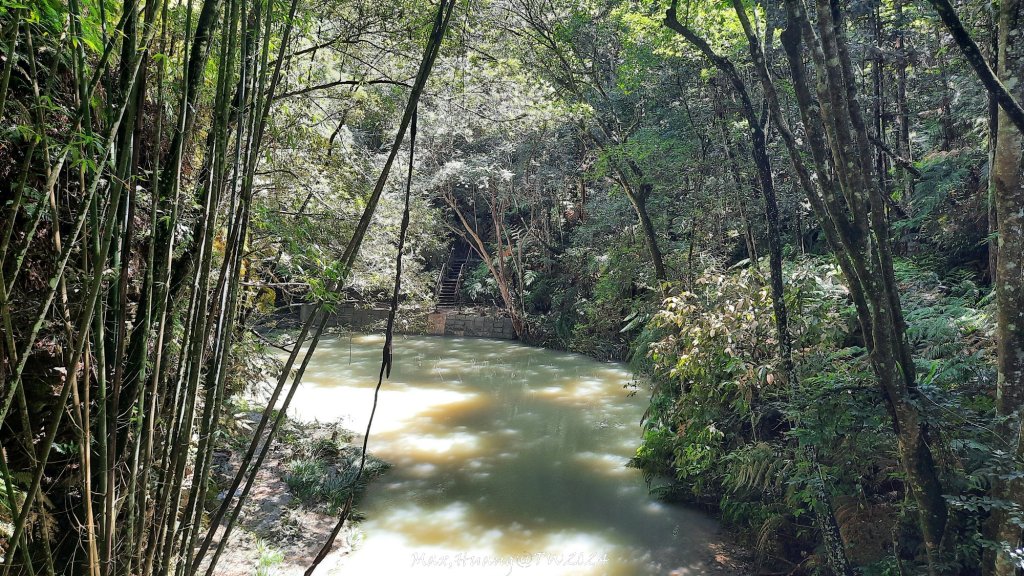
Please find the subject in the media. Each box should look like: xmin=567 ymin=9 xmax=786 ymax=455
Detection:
xmin=0 ymin=3 xmax=165 ymax=564
xmin=5 ymin=28 xmax=64 ymax=292
xmin=0 ymin=448 xmax=36 ymax=576
xmin=125 ymin=7 xmax=169 ymax=575
xmin=202 ymin=1 xmax=455 ymax=572
xmin=0 ymin=8 xmax=22 ymax=122
xmin=181 ymin=10 xmax=247 ymax=574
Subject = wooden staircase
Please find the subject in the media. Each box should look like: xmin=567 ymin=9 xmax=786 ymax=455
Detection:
xmin=436 ymin=243 xmax=476 ymax=308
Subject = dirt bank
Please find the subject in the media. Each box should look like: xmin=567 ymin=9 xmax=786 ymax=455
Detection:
xmin=205 ymin=415 xmax=385 ymax=576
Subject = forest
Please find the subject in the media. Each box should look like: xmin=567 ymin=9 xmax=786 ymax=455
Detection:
xmin=1 ymin=0 xmax=1024 ymax=573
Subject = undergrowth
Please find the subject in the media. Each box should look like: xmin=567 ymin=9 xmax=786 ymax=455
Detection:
xmin=631 ymin=256 xmax=997 ymax=573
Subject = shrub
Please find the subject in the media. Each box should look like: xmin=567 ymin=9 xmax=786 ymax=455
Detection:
xmin=632 ymin=256 xmax=999 ymax=571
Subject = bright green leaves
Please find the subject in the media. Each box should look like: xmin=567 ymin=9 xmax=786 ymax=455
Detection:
xmin=9 ymin=0 xmax=62 ymax=33
xmin=610 ymin=2 xmax=682 ymax=91
xmin=72 ymin=0 xmax=123 ymax=54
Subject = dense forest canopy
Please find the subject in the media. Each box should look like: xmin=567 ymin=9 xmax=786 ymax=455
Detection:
xmin=2 ymin=0 xmax=1024 ymax=574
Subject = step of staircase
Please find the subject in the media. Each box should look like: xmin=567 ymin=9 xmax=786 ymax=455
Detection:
xmin=435 ymin=244 xmax=481 ymax=307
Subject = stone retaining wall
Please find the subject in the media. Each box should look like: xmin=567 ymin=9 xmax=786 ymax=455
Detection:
xmin=296 ymin=303 xmax=515 ymax=339
xmin=298 ymin=303 xmax=391 ymax=331
xmin=426 ymin=310 xmax=517 ymax=340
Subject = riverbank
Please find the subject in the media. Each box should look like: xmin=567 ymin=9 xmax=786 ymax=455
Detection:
xmin=207 ymin=407 xmax=388 ymax=575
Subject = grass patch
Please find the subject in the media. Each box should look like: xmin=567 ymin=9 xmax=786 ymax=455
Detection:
xmin=254 ymin=538 xmax=284 ymax=576
xmin=283 ymin=434 xmax=389 ymax=513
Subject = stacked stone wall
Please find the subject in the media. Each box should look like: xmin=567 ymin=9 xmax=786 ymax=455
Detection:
xmin=298 ymin=304 xmax=516 ymax=339
xmin=426 ymin=310 xmax=516 ymax=339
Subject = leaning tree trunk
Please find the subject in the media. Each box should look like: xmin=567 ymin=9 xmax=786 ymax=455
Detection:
xmin=627 ymin=181 xmax=668 ymax=282
xmin=582 ymin=123 xmax=668 ymax=282
xmin=446 ymin=191 xmax=527 ymax=338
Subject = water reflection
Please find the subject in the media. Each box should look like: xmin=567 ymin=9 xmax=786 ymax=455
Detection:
xmin=290 ymin=335 xmax=722 ymax=575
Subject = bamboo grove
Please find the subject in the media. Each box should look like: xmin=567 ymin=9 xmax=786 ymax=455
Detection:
xmin=0 ymin=0 xmax=453 ymax=573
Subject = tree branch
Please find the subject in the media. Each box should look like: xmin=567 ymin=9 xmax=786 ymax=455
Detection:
xmin=274 ymin=78 xmax=411 ymax=101
xmin=926 ymin=0 xmax=1024 ymax=133
xmin=869 ymin=135 xmax=921 ymax=178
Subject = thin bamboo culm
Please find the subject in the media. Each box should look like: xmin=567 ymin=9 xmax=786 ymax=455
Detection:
xmin=0 ymin=0 xmax=333 ymax=573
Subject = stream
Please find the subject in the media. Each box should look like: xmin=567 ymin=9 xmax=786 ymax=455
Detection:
xmin=288 ymin=334 xmax=727 ymax=575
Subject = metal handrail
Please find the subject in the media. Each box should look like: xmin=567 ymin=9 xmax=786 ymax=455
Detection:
xmin=435 ymin=245 xmax=455 ymax=299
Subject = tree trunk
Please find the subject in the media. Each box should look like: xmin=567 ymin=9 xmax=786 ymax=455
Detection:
xmin=581 ymin=127 xmax=668 ymax=282
xmin=664 ymin=3 xmax=792 ymax=375
xmin=718 ymin=113 xmax=759 ymax=269
xmin=628 ymin=181 xmax=667 ymax=282
xmin=935 ymin=23 xmax=956 ymax=150
xmin=893 ymin=0 xmax=914 ymax=201
xmin=770 ymin=1 xmax=950 ymax=572
xmin=992 ymin=2 xmax=1024 ymax=574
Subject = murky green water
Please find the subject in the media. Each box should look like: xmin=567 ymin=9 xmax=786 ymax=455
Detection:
xmin=290 ymin=335 xmax=723 ymax=575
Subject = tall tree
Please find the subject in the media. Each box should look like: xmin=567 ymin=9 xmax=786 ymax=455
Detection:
xmin=990 ymin=2 xmax=1024 ymax=570
xmin=509 ymin=0 xmax=669 ymax=280
xmin=927 ymin=0 xmax=1024 ymax=571
xmin=767 ymin=1 xmax=950 ymax=571
xmin=664 ymin=0 xmax=792 ymax=379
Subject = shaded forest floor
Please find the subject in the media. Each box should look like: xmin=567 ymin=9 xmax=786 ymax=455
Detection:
xmin=689 ymin=541 xmax=755 ymax=575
